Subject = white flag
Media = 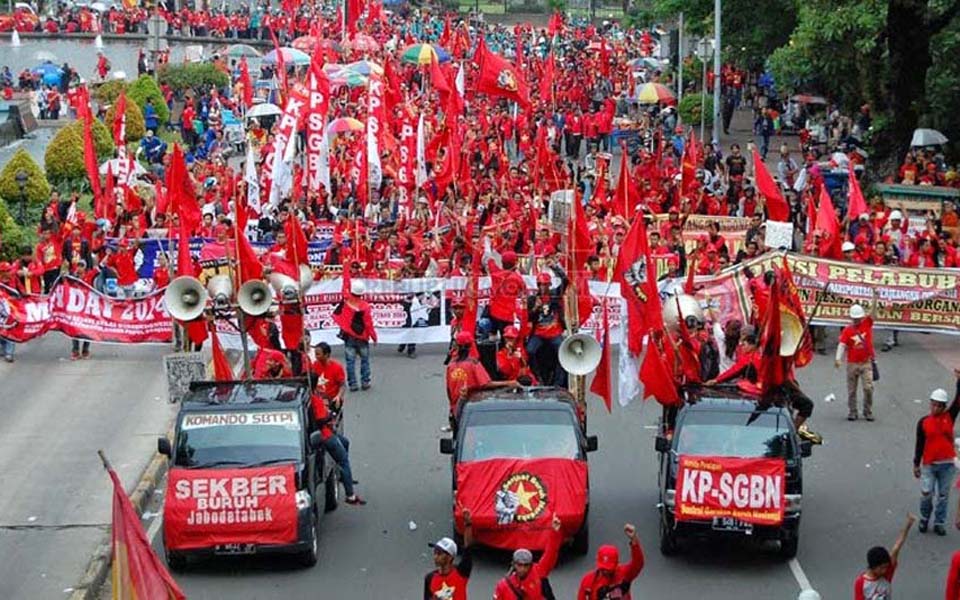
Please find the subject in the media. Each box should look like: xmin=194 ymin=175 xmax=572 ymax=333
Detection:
xmin=319 ymin=126 xmax=331 ymax=194
xmin=455 ymin=62 xmax=465 ymax=97
xmin=244 ymin=144 xmax=261 ymax=215
xmin=415 ymin=114 xmax=427 ymax=187
xmin=617 ymin=299 xmax=642 ymax=407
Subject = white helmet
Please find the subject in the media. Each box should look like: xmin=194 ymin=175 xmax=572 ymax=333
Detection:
xmin=841 ymin=241 xmax=856 ymax=252
xmin=889 ymin=210 xmax=903 ymax=221
xmin=930 ymin=388 xmax=950 ymax=404
xmin=849 ymin=304 xmax=866 ymax=319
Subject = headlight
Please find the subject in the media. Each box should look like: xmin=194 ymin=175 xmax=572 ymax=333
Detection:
xmin=295 ymin=490 xmax=311 ymax=510
xmin=665 ymin=489 xmax=675 ymax=508
xmin=785 ymin=494 xmax=801 ymax=513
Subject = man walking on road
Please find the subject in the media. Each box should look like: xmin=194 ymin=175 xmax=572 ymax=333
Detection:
xmin=835 ymin=295 xmax=878 ymax=421
xmin=577 ymin=523 xmax=645 ymax=600
xmin=493 ymin=514 xmax=563 ymax=600
xmin=913 ymin=371 xmax=960 ymax=535
xmin=423 ymin=510 xmax=474 ymax=600
xmin=333 ymin=280 xmax=377 ymax=391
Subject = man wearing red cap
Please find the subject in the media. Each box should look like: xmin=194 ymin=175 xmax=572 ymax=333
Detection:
xmin=496 ymin=326 xmax=536 ymax=384
xmin=576 ymin=523 xmax=645 ymax=600
xmin=486 ymin=250 xmax=527 ymax=337
xmin=446 ymin=330 xmax=515 ymax=428
xmin=526 ymin=264 xmax=568 ymax=386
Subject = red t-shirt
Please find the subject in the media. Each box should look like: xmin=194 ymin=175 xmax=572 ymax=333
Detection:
xmin=839 ymin=317 xmax=874 ymax=363
xmin=853 ymin=562 xmax=895 ymax=600
xmin=946 ymin=550 xmax=960 ymax=600
xmin=445 ymin=358 xmax=491 ymax=409
xmin=423 ymin=552 xmax=472 ymax=600
xmin=311 ymin=358 xmax=346 ymax=403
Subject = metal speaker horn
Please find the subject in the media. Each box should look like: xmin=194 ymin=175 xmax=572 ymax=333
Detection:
xmin=780 ymin=309 xmax=805 ymax=357
xmin=165 ymin=276 xmax=207 ymax=321
xmin=269 ymin=272 xmax=300 ymax=302
xmin=238 ymin=280 xmax=273 ymax=316
xmin=206 ymin=274 xmax=234 ymax=309
xmin=662 ymin=293 xmax=704 ymax=333
xmin=558 ymin=333 xmax=603 ymax=376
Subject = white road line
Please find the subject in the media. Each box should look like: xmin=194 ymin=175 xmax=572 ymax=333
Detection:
xmin=789 ymin=557 xmax=813 ymax=591
xmin=146 ymin=512 xmax=163 ymax=545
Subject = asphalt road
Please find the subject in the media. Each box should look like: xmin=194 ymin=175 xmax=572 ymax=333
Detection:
xmin=0 ymin=334 xmax=176 ymax=600
xmin=120 ymin=330 xmax=960 ymax=600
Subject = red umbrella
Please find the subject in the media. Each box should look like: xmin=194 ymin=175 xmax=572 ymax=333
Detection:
xmin=292 ymin=36 xmax=342 ymax=53
xmin=345 ymin=33 xmax=379 ymax=52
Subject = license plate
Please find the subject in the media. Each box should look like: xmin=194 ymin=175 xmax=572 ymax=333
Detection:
xmin=711 ymin=517 xmax=753 ymax=533
xmin=214 ymin=543 xmax=256 ymax=555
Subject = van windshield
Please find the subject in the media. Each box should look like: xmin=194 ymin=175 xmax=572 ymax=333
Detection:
xmin=676 ymin=409 xmax=793 ymax=459
xmin=460 ymin=409 xmax=580 ymax=462
xmin=175 ymin=409 xmax=302 ymax=468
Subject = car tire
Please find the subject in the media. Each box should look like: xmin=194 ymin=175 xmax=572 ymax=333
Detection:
xmin=571 ymin=518 xmax=590 ymax=555
xmin=324 ymin=468 xmax=339 ymax=513
xmin=779 ymin=534 xmax=799 ymax=559
xmin=165 ymin=550 xmax=186 ymax=572
xmin=298 ymin=514 xmax=319 ymax=568
xmin=659 ymin=514 xmax=679 ymax=556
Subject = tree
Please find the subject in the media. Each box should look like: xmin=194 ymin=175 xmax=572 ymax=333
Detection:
xmin=104 ymin=98 xmax=146 ymax=143
xmin=0 ymin=198 xmax=29 ymax=261
xmin=0 ymin=148 xmax=51 ymax=206
xmin=127 ymin=75 xmax=170 ymax=126
xmin=44 ymin=120 xmax=115 ymax=187
xmin=93 ymin=79 xmax=126 ymax=106
xmin=158 ymin=63 xmax=229 ymax=95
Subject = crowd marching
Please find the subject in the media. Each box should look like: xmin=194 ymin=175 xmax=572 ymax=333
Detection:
xmin=2 ymin=2 xmax=960 ymax=597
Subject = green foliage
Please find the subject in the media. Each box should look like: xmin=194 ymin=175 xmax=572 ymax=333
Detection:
xmin=127 ymin=75 xmax=170 ymax=125
xmin=93 ymin=79 xmax=125 ymax=105
xmin=44 ymin=120 xmax=115 ymax=187
xmin=677 ymin=92 xmax=713 ymax=127
xmin=0 ymin=198 xmax=29 ymax=260
xmin=104 ymin=97 xmax=146 ymax=143
xmin=925 ymin=23 xmax=960 ymax=162
xmin=158 ymin=63 xmax=229 ymax=94
xmin=0 ymin=149 xmax=51 ymax=206
xmin=546 ymin=0 xmax=566 ymax=11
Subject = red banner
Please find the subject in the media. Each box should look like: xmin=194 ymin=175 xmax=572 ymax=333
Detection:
xmin=675 ymin=456 xmax=785 ymax=526
xmin=454 ymin=458 xmax=587 ymax=550
xmin=163 ymin=466 xmax=299 ymax=551
xmin=0 ymin=278 xmax=172 ymax=344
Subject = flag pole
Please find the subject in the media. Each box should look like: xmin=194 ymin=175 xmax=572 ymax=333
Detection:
xmin=97 ymin=449 xmax=111 ymax=471
xmin=232 ymin=182 xmax=253 ymax=380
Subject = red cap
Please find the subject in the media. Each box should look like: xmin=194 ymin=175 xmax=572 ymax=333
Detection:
xmin=503 ymin=325 xmax=519 ymax=339
xmin=596 ymin=544 xmax=619 ymax=570
xmin=455 ymin=330 xmax=474 ymax=346
xmin=214 ymin=224 xmax=229 ymax=236
xmin=536 ymin=272 xmax=552 ymax=284
xmin=501 ymin=251 xmax=517 ymax=268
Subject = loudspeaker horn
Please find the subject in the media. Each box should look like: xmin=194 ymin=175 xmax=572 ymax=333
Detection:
xmin=780 ymin=309 xmax=805 ymax=357
xmin=238 ymin=280 xmax=273 ymax=316
xmin=558 ymin=333 xmax=603 ymax=376
xmin=662 ymin=293 xmax=704 ymax=332
xmin=165 ymin=276 xmax=207 ymax=321
xmin=206 ymin=274 xmax=234 ymax=309
xmin=269 ymin=272 xmax=300 ymax=301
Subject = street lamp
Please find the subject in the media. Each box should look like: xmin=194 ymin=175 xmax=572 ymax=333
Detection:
xmin=14 ymin=169 xmax=28 ymax=226
xmin=712 ymin=0 xmax=722 ymax=145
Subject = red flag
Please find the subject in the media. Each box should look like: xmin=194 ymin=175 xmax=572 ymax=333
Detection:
xmin=640 ymin=334 xmax=680 ymax=406
xmin=285 ymin=214 xmax=309 ymax=267
xmin=589 ymin=301 xmax=612 ymax=412
xmin=239 ymin=57 xmax=253 ymax=109
xmin=614 ymin=213 xmax=660 ymax=355
xmin=234 ymin=203 xmax=263 ymax=284
xmin=166 ymin=145 xmax=201 ymax=233
xmin=112 ymin=91 xmax=127 ymax=146
xmin=539 ymin=53 xmax=555 ymax=101
xmin=613 ymin=142 xmax=639 ymax=218
xmin=681 ymin=131 xmax=700 ymax=196
xmin=515 ymin=27 xmax=524 ymax=72
xmin=474 ymin=37 xmax=530 ymax=109
xmin=846 ymin=162 xmax=868 ymax=220
xmin=175 ymin=222 xmax=193 ymax=278
xmin=77 ymin=86 xmax=103 ymax=204
xmin=382 ymin=59 xmax=403 ymax=109
xmin=459 ymin=243 xmax=483 ymax=358
xmin=598 ymin=38 xmax=610 ymax=78
xmin=815 ymin=185 xmax=842 ymax=259
xmin=430 ymin=56 xmax=452 ymax=95
xmin=547 ymin=11 xmax=562 ymax=36
xmin=759 ymin=273 xmax=786 ymax=388
xmin=268 ymin=28 xmax=288 ymax=96
xmin=752 ymin=148 xmax=790 ymax=221
xmin=440 ymin=14 xmax=451 ymax=47
xmin=780 ymin=256 xmax=813 ymax=368
xmin=210 ymin=323 xmax=233 ymax=381
xmin=100 ymin=163 xmax=115 ymax=221
xmin=569 ymin=192 xmax=594 ymax=327
xmin=346 ymin=0 xmax=360 ymax=36
xmin=106 ymin=462 xmax=186 ymax=600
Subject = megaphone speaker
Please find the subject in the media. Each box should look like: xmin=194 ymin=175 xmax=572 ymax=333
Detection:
xmin=558 ymin=333 xmax=603 ymax=376
xmin=269 ymin=272 xmax=299 ymax=302
xmin=206 ymin=274 xmax=234 ymax=309
xmin=780 ymin=309 xmax=804 ymax=357
xmin=165 ymin=276 xmax=208 ymax=321
xmin=238 ymin=280 xmax=273 ymax=316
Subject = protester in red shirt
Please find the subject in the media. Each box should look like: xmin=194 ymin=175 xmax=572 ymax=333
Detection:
xmin=445 ymin=331 xmax=516 ymax=426
xmin=946 ymin=549 xmax=960 ymax=600
xmin=423 ymin=510 xmax=474 ymax=600
xmin=912 ymin=374 xmax=960 ymax=534
xmin=526 ymin=266 xmax=568 ymax=386
xmin=251 ymin=347 xmax=292 ymax=379
xmin=493 ymin=514 xmax=563 ymax=600
xmin=332 ymin=279 xmax=377 ymax=391
xmin=853 ymin=514 xmax=915 ymax=600
xmin=486 ymin=250 xmax=527 ymax=336
xmin=577 ymin=523 xmax=645 ymax=600
xmin=310 ymin=340 xmax=346 ymax=409
xmin=836 ymin=294 xmax=877 ymax=421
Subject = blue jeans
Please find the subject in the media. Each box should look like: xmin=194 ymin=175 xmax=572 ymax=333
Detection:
xmin=343 ymin=337 xmax=370 ymax=388
xmin=526 ymin=334 xmax=566 ymax=386
xmin=323 ymin=434 xmax=355 ymax=497
xmin=0 ymin=338 xmax=14 ymax=359
xmin=920 ymin=462 xmax=956 ymax=526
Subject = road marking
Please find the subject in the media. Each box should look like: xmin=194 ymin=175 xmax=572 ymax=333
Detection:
xmin=789 ymin=557 xmax=813 ymax=591
xmin=146 ymin=512 xmax=163 ymax=545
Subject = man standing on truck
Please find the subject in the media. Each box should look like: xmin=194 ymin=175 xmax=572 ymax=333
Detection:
xmin=493 ymin=514 xmax=563 ymax=600
xmin=445 ymin=331 xmax=517 ymax=430
xmin=913 ymin=371 xmax=960 ymax=535
xmin=310 ymin=341 xmax=346 ymax=410
xmin=577 ymin=523 xmax=645 ymax=600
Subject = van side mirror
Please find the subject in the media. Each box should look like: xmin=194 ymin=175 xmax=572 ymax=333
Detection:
xmin=157 ymin=437 xmax=172 ymax=457
xmin=655 ymin=436 xmax=671 ymax=453
xmin=439 ymin=438 xmax=454 ymax=455
xmin=799 ymin=440 xmax=813 ymax=458
xmin=585 ymin=435 xmax=599 ymax=452
xmin=309 ymin=431 xmax=322 ymax=450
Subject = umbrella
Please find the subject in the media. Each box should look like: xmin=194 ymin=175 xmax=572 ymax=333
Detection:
xmin=327 ymin=117 xmax=364 ymax=134
xmin=629 ymin=56 xmax=663 ymax=70
xmin=911 ymin=128 xmax=949 ymax=147
xmin=344 ymin=33 xmax=379 ymax=52
xmin=344 ymin=60 xmax=384 ymax=76
xmin=225 ymin=43 xmax=261 ymax=58
xmin=292 ymin=36 xmax=342 ymax=53
xmin=329 ymin=71 xmax=368 ymax=88
xmin=635 ymin=82 xmax=675 ymax=105
xmin=790 ymin=94 xmax=828 ymax=105
xmin=34 ymin=50 xmax=58 ymax=62
xmin=262 ymin=47 xmax=311 ymax=66
xmin=246 ymin=102 xmax=282 ymax=118
xmin=31 ymin=62 xmax=63 ymax=86
xmin=400 ymin=43 xmax=451 ymax=65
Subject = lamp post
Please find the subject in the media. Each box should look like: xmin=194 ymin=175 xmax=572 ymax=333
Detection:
xmin=712 ymin=0 xmax=722 ymax=145
xmin=14 ymin=169 xmax=28 ymax=226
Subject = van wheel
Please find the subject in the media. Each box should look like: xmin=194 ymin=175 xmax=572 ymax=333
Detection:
xmin=571 ymin=519 xmax=590 ymax=555
xmin=779 ymin=534 xmax=799 ymax=559
xmin=298 ymin=515 xmax=319 ymax=567
xmin=166 ymin=550 xmax=186 ymax=572
xmin=324 ymin=468 xmax=339 ymax=513
xmin=659 ymin=515 xmax=679 ymax=556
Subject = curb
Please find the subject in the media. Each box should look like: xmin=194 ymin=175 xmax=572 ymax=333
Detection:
xmin=68 ymin=433 xmax=172 ymax=600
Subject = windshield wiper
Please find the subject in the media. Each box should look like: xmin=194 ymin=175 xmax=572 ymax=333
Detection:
xmin=245 ymin=458 xmax=299 ymax=467
xmin=186 ymin=460 xmax=247 ymax=469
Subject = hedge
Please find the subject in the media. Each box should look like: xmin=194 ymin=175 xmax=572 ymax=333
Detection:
xmin=127 ymin=75 xmax=170 ymax=126
xmin=0 ymin=197 xmax=30 ymax=261
xmin=93 ymin=79 xmax=125 ymax=105
xmin=158 ymin=63 xmax=229 ymax=94
xmin=0 ymin=148 xmax=50 ymax=206
xmin=44 ymin=119 xmax=115 ymax=187
xmin=677 ymin=93 xmax=714 ymax=128
xmin=104 ymin=97 xmax=146 ymax=142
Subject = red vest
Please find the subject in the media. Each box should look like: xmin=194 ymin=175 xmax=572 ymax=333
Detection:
xmin=921 ymin=413 xmax=957 ymax=465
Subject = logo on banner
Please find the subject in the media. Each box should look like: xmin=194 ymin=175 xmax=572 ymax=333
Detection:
xmin=495 ymin=472 xmax=547 ymax=524
xmin=496 ymin=69 xmax=518 ymax=92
